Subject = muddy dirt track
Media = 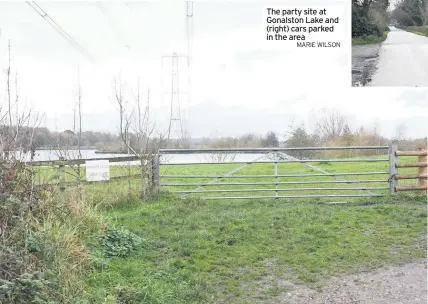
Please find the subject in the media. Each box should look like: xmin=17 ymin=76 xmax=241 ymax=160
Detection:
xmin=352 ymin=26 xmax=428 ymax=87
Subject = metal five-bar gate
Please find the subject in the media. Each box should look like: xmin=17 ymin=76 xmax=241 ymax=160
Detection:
xmin=154 ymin=145 xmax=392 ymax=200
xmin=153 ymin=142 xmax=427 ymax=200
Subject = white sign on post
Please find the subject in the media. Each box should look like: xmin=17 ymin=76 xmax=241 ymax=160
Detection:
xmin=85 ymin=160 xmax=110 ymax=182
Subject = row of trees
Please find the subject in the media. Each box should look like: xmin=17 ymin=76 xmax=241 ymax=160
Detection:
xmin=352 ymin=0 xmax=390 ymax=37
xmin=192 ymin=109 xmax=424 ymax=149
xmin=199 ymin=126 xmax=426 ymax=159
xmin=392 ymin=0 xmax=428 ymax=26
xmin=4 ymin=126 xmax=120 ymax=150
xmin=200 ymin=126 xmax=425 ymax=150
xmin=4 ymin=110 xmax=425 ymax=153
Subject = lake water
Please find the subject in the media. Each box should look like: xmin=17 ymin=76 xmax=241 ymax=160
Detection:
xmin=31 ymin=149 xmax=132 ymax=162
xmin=28 ymin=149 xmax=271 ymax=165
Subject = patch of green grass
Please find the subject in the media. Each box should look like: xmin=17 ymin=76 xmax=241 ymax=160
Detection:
xmin=397 ymin=25 xmax=428 ymax=37
xmin=407 ymin=26 xmax=428 ymax=37
xmin=87 ymin=193 xmax=427 ymax=303
xmin=352 ymin=31 xmax=389 ymax=45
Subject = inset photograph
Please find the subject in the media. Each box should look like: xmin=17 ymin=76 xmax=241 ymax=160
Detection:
xmin=352 ymin=0 xmax=428 ymax=87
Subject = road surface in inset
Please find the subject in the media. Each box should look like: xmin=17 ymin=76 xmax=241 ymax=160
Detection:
xmin=352 ymin=43 xmax=381 ymax=86
xmin=368 ymin=26 xmax=428 ymax=87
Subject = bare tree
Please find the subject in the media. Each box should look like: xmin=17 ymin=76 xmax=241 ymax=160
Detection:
xmin=0 ymin=41 xmax=43 ymax=282
xmin=207 ymin=150 xmax=236 ymax=163
xmin=74 ymin=66 xmax=83 ymax=199
xmin=77 ymin=66 xmax=82 ymax=161
xmin=114 ymin=76 xmax=164 ymax=199
xmin=43 ymin=67 xmax=85 ymax=191
xmin=0 ymin=40 xmax=41 ymax=200
xmin=203 ymin=134 xmax=237 ymax=163
xmin=178 ymin=128 xmax=192 ymax=149
xmin=316 ymin=108 xmax=347 ymax=141
xmin=395 ymin=122 xmax=407 ymax=141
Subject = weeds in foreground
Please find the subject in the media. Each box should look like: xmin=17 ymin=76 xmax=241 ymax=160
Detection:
xmin=1 ymin=183 xmax=107 ymax=303
xmin=89 ymin=193 xmax=426 ymax=303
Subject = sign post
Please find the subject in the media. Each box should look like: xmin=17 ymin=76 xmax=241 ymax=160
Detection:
xmin=85 ymin=160 xmax=110 ymax=182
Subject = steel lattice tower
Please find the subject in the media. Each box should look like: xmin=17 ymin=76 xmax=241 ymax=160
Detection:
xmin=162 ymin=53 xmax=188 ymax=141
xmin=168 ymin=53 xmax=183 ymax=140
xmin=186 ymin=1 xmax=193 ymax=105
xmin=162 ymin=1 xmax=193 ymax=143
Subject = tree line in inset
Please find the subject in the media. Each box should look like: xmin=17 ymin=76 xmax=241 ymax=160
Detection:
xmin=352 ymin=0 xmax=428 ymax=38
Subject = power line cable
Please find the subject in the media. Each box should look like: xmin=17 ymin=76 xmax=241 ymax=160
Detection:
xmin=26 ymin=1 xmax=96 ymax=63
xmin=29 ymin=1 xmax=96 ymax=62
xmin=27 ymin=1 xmax=95 ymax=62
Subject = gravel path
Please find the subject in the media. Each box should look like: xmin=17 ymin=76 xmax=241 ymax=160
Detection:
xmin=276 ymin=260 xmax=427 ymax=304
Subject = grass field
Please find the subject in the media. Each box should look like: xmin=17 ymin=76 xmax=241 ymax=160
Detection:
xmin=85 ymin=194 xmax=426 ymax=303
xmin=32 ymin=154 xmax=424 ymax=303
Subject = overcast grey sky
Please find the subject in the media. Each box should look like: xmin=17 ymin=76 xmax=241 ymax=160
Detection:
xmin=0 ymin=0 xmax=427 ymax=139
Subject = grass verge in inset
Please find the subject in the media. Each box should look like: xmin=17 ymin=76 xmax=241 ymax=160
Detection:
xmin=402 ymin=25 xmax=428 ymax=37
xmin=352 ymin=31 xmax=389 ymax=45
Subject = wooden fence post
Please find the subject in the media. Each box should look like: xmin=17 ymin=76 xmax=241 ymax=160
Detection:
xmin=152 ymin=153 xmax=160 ymax=193
xmin=418 ymin=148 xmax=427 ymax=190
xmin=59 ymin=157 xmax=65 ymax=191
xmin=394 ymin=149 xmax=427 ymax=192
xmin=274 ymin=152 xmax=278 ymax=199
xmin=389 ymin=140 xmax=398 ymax=194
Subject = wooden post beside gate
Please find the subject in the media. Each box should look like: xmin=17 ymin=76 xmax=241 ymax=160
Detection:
xmin=418 ymin=150 xmax=427 ymax=189
xmin=389 ymin=141 xmax=398 ymax=193
xmin=58 ymin=157 xmax=66 ymax=191
xmin=392 ymin=148 xmax=428 ymax=193
xmin=151 ymin=154 xmax=160 ymax=193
